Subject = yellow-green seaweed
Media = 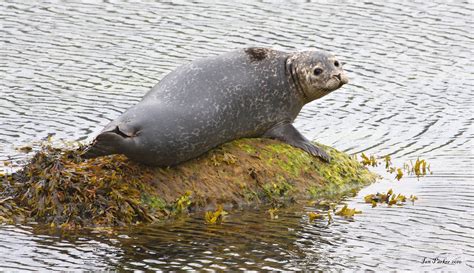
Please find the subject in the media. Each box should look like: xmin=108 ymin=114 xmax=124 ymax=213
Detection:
xmin=0 ymin=138 xmax=377 ymax=228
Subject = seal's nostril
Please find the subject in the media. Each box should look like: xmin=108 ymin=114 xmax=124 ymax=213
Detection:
xmin=335 ymin=74 xmax=341 ymax=81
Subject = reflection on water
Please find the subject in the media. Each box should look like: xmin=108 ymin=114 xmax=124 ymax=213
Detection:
xmin=0 ymin=0 xmax=472 ymax=271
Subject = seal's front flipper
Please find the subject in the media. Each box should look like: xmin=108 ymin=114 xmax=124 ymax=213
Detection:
xmin=263 ymin=123 xmax=331 ymax=163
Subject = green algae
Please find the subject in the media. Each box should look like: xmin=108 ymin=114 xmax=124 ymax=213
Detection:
xmin=307 ymin=145 xmax=378 ymax=201
xmin=0 ymin=138 xmax=377 ymax=228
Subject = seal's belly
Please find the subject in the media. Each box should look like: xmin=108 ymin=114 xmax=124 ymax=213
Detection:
xmin=128 ymin=100 xmax=276 ymax=165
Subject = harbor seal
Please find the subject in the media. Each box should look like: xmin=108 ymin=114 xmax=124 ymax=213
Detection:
xmin=82 ymin=47 xmax=348 ymax=166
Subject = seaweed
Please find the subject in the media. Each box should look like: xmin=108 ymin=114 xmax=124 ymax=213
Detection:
xmin=364 ymin=189 xmax=418 ymax=207
xmin=359 ymin=153 xmax=432 ymax=181
xmin=204 ymin=205 xmax=227 ymax=224
xmin=0 ymin=138 xmax=377 ymax=228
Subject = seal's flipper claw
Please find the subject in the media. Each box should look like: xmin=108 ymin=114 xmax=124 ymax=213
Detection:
xmin=263 ymin=123 xmax=331 ymax=163
xmin=306 ymin=144 xmax=331 ymax=163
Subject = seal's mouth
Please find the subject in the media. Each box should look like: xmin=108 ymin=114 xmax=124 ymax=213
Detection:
xmin=334 ymin=73 xmax=349 ymax=88
xmin=323 ymin=74 xmax=348 ymax=92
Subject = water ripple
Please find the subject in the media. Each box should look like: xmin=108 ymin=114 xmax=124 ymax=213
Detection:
xmin=1 ymin=0 xmax=473 ymax=271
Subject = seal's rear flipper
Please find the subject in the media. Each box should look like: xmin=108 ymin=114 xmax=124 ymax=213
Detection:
xmin=81 ymin=133 xmax=118 ymax=159
xmin=263 ymin=123 xmax=331 ymax=163
xmin=81 ymin=125 xmax=133 ymax=159
xmin=81 ymin=142 xmax=110 ymax=159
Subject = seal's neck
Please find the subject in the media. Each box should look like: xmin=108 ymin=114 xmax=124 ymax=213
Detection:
xmin=285 ymin=57 xmax=309 ymax=105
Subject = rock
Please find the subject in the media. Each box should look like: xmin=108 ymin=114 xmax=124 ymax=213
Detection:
xmin=0 ymin=138 xmax=377 ymax=228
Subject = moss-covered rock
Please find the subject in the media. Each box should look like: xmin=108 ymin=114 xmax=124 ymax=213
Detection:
xmin=0 ymin=138 xmax=377 ymax=228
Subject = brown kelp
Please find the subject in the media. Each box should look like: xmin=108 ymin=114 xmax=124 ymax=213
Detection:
xmin=0 ymin=138 xmax=377 ymax=228
xmin=359 ymin=153 xmax=432 ymax=181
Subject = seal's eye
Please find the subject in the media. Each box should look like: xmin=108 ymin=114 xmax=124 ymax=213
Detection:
xmin=313 ymin=68 xmax=323 ymax=76
xmin=334 ymin=61 xmax=340 ymax=67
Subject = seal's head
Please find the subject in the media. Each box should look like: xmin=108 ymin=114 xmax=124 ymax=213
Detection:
xmin=287 ymin=50 xmax=348 ymax=103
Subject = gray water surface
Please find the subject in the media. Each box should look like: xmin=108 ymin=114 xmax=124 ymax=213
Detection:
xmin=0 ymin=0 xmax=473 ymax=271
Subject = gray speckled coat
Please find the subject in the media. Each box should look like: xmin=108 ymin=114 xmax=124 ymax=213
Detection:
xmin=83 ymin=47 xmax=346 ymax=165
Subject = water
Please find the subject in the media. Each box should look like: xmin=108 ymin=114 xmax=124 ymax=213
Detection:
xmin=0 ymin=0 xmax=473 ymax=271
